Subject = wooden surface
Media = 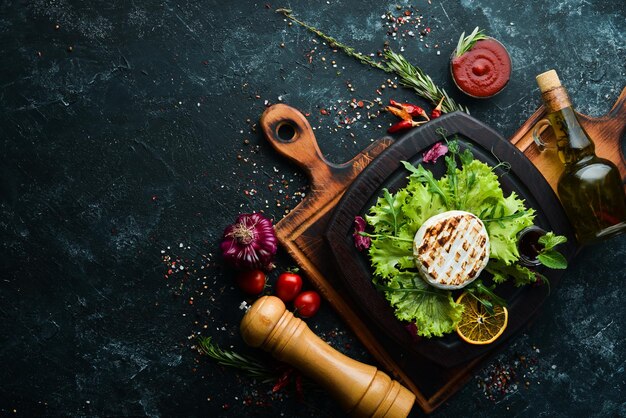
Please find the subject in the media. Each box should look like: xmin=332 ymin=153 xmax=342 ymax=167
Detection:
xmin=261 ymin=93 xmax=625 ymax=414
xmin=510 ymin=86 xmax=626 ymax=193
xmin=241 ymin=296 xmax=416 ymax=418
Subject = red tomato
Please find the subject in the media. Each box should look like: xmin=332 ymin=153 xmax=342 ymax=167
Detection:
xmin=235 ymin=270 xmax=266 ymax=295
xmin=275 ymin=272 xmax=303 ymax=302
xmin=293 ymin=291 xmax=321 ymax=318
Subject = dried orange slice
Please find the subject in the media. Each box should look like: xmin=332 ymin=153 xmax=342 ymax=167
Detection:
xmin=456 ymin=292 xmax=508 ymax=345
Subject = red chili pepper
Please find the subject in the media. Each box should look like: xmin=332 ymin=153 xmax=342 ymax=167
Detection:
xmin=430 ymin=96 xmax=445 ymax=119
xmin=389 ymin=99 xmax=428 ymax=119
xmin=386 ymin=105 xmax=412 ymax=121
xmin=272 ymin=368 xmax=293 ymax=393
xmin=387 ymin=119 xmax=423 ymax=133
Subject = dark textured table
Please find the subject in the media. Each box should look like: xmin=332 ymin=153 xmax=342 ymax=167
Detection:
xmin=1 ymin=1 xmax=625 ymax=417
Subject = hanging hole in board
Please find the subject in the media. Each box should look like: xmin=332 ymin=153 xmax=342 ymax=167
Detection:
xmin=276 ymin=122 xmax=297 ymax=142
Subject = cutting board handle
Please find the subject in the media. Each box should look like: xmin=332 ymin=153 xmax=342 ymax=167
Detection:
xmin=260 ymin=104 xmax=335 ymax=190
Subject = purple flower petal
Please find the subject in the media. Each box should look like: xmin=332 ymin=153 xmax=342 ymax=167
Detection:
xmin=423 ymin=142 xmax=448 ymax=164
xmin=404 ymin=322 xmax=420 ymax=343
xmin=352 ymin=216 xmax=371 ymax=251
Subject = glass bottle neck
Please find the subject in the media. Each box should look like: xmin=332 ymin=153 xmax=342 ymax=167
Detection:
xmin=546 ymin=106 xmax=596 ymax=165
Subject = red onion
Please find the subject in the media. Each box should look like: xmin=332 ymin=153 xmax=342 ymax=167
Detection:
xmin=220 ymin=212 xmax=278 ymax=271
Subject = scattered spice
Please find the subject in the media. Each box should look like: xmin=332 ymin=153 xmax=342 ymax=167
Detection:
xmin=277 ymin=8 xmax=468 ymax=113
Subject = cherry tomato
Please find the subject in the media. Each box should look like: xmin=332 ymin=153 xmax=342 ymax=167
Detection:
xmin=235 ymin=270 xmax=266 ymax=295
xmin=293 ymin=290 xmax=321 ymax=318
xmin=275 ymin=272 xmax=303 ymax=302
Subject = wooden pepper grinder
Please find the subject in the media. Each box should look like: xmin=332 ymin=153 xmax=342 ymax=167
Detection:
xmin=240 ymin=296 xmax=415 ymax=418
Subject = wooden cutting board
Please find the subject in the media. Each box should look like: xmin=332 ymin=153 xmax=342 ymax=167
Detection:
xmin=259 ymin=88 xmax=625 ymax=414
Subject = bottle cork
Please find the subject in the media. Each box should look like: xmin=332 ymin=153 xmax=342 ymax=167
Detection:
xmin=536 ymin=70 xmax=561 ymax=92
xmin=536 ymin=69 xmax=571 ymax=112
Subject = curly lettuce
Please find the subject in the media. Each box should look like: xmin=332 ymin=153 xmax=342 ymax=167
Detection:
xmin=366 ymin=138 xmax=535 ymax=338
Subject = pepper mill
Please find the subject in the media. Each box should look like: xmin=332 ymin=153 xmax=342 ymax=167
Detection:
xmin=240 ymin=296 xmax=415 ymax=418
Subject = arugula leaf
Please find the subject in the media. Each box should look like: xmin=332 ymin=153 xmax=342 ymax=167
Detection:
xmin=382 ymin=189 xmax=400 ymax=235
xmin=402 ymin=161 xmax=450 ymax=208
xmin=444 ymin=153 xmax=459 ymax=209
xmin=366 ymin=188 xmax=408 ymax=235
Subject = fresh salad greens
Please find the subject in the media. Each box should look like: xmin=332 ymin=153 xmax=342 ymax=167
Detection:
xmin=365 ymin=130 xmax=555 ymax=338
xmin=537 ymin=232 xmax=569 ymax=269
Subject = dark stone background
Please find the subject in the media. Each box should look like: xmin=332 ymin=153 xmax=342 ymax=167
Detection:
xmin=1 ymin=1 xmax=624 ymax=417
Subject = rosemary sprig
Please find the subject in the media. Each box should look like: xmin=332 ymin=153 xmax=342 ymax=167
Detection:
xmin=277 ymin=8 xmax=468 ymax=114
xmin=198 ymin=337 xmax=275 ymax=382
xmin=454 ymin=27 xmax=489 ymax=57
xmin=276 ymin=8 xmax=388 ymax=72
xmin=384 ymin=50 xmax=468 ymax=113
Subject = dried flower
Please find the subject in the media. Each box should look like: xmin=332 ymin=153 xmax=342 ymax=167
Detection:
xmin=423 ymin=142 xmax=449 ymax=163
xmin=353 ymin=216 xmax=371 ymax=251
xmin=405 ymin=322 xmax=420 ymax=342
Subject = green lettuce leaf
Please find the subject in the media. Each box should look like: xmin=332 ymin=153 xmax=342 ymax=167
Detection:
xmin=382 ymin=272 xmax=464 ymax=338
xmin=486 ymin=259 xmax=537 ymax=287
xmin=484 ymin=192 xmax=535 ymax=265
xmin=368 ymin=237 xmax=413 ymax=279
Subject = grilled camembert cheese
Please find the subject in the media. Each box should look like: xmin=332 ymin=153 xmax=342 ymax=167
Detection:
xmin=413 ymin=210 xmax=490 ymax=290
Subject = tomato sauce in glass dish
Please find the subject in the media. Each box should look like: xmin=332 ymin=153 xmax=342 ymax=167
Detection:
xmin=451 ymin=38 xmax=512 ymax=98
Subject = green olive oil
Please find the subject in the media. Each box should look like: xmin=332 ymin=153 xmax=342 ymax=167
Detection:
xmin=536 ymin=70 xmax=626 ymax=244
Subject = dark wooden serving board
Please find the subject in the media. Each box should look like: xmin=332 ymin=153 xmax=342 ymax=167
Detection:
xmin=260 ymin=89 xmax=626 ymax=414
xmin=324 ymin=111 xmax=577 ymax=369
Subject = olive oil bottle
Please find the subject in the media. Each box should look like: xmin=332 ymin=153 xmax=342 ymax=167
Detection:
xmin=536 ymin=70 xmax=626 ymax=244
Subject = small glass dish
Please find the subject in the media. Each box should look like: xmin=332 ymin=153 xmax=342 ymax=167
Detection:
xmin=516 ymin=226 xmax=547 ymax=267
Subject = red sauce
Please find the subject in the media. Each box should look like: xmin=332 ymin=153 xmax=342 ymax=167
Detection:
xmin=451 ymin=38 xmax=511 ymax=98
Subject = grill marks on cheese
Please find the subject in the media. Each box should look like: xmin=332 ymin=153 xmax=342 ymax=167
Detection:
xmin=414 ymin=211 xmax=490 ymax=289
